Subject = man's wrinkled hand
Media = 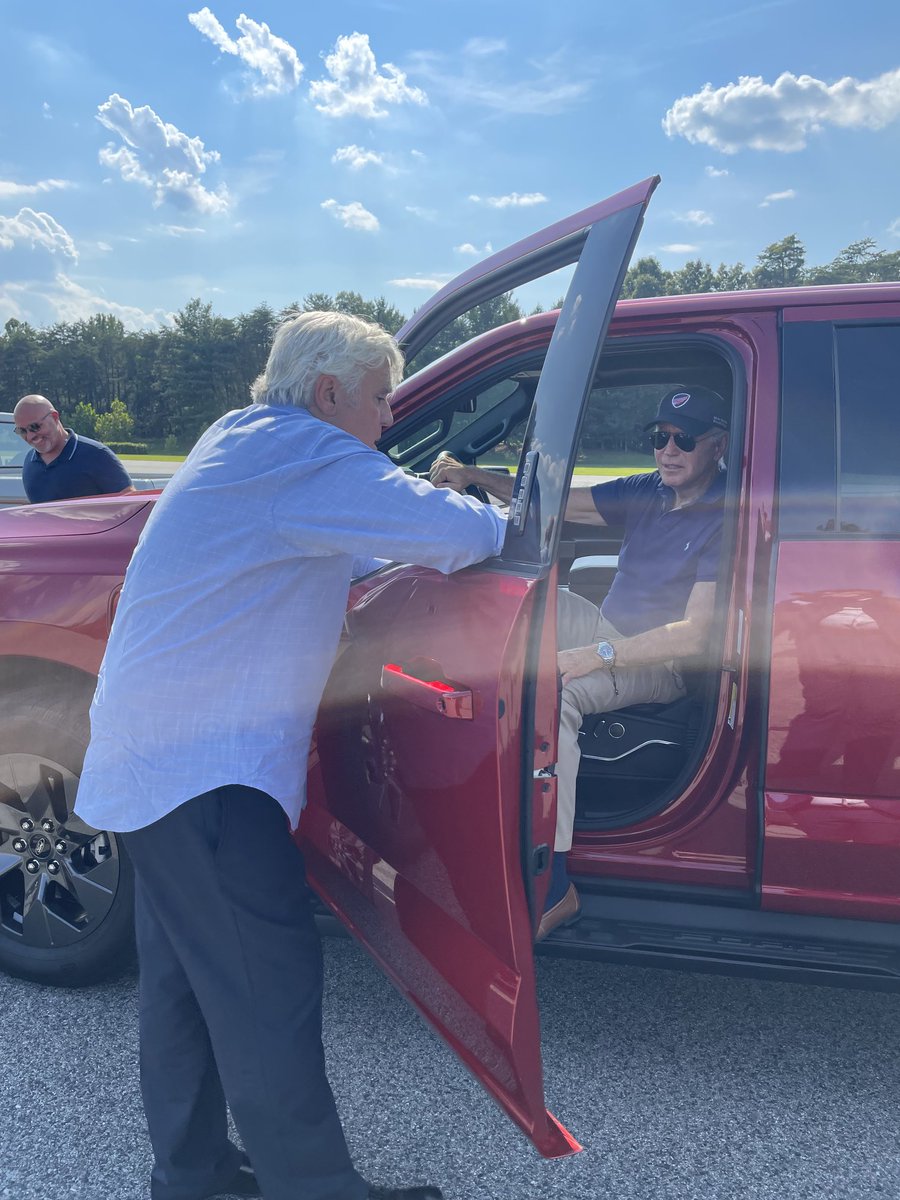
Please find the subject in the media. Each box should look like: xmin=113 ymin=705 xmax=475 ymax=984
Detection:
xmin=429 ymin=452 xmax=470 ymax=494
xmin=558 ymin=645 xmax=603 ymax=687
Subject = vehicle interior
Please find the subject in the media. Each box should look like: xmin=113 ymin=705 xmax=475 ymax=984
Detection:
xmin=382 ymin=333 xmax=740 ymax=833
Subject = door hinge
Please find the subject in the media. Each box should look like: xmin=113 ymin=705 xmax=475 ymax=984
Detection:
xmin=533 ymin=764 xmax=557 ymax=779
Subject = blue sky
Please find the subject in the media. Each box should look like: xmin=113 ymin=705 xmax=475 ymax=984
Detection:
xmin=2 ymin=0 xmax=899 ymax=330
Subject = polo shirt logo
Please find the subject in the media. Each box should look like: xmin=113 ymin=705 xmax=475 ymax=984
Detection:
xmin=684 ymin=541 xmax=691 ymax=552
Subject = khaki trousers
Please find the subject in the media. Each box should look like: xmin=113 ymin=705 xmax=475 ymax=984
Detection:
xmin=555 ymin=589 xmax=686 ymax=851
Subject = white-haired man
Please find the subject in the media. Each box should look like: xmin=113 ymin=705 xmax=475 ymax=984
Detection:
xmin=76 ymin=312 xmax=508 ymax=1200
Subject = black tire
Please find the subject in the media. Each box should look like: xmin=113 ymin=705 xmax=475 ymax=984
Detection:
xmin=0 ymin=683 xmax=135 ymax=986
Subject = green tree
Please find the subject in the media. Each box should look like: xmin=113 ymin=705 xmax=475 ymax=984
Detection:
xmin=752 ymin=234 xmax=806 ymax=288
xmin=711 ymin=261 xmax=751 ymax=292
xmin=669 ymin=259 xmax=716 ymax=295
xmin=0 ymin=318 xmax=43 ymax=401
xmin=95 ymin=398 xmax=134 ymax=442
xmin=621 ymin=257 xmax=672 ymax=299
xmin=70 ymin=400 xmax=99 ymax=438
xmin=156 ymin=299 xmax=241 ymax=440
xmin=300 ymin=290 xmax=406 ymax=333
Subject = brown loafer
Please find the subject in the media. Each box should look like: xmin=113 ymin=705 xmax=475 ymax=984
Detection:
xmin=537 ymin=883 xmax=581 ymax=941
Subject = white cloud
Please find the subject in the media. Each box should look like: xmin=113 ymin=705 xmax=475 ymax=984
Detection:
xmin=455 ymin=241 xmax=493 ymax=255
xmin=405 ymin=204 xmax=437 ymax=220
xmin=161 ymin=224 xmax=207 ymax=236
xmin=310 ymin=33 xmax=428 ymax=119
xmin=321 ymin=198 xmax=379 ymax=231
xmin=0 ymin=208 xmax=78 ymax=260
xmin=188 ymin=7 xmax=303 ymax=97
xmin=760 ymin=188 xmax=796 ymax=207
xmin=663 ymin=67 xmax=900 ymax=154
xmin=464 ymin=37 xmax=507 ymax=56
xmin=0 ymin=178 xmax=72 ymax=199
xmin=675 ymin=209 xmax=713 ymax=226
xmin=96 ymin=93 xmax=230 ymax=215
xmin=388 ymin=276 xmax=448 ymax=290
xmin=410 ymin=46 xmax=591 ymax=116
xmin=469 ymin=191 xmax=547 ymax=208
xmin=661 ymin=243 xmax=700 ymax=253
xmin=889 ymin=218 xmax=900 ymax=238
xmin=332 ymin=144 xmax=385 ymax=171
xmin=0 ymin=274 xmax=172 ymax=331
xmin=705 ymin=165 xmax=729 ymax=177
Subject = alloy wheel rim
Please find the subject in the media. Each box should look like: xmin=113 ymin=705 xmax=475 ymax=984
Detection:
xmin=0 ymin=753 xmax=121 ymax=949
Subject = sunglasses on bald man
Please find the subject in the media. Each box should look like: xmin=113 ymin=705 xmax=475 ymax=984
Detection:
xmin=14 ymin=413 xmax=56 ymax=437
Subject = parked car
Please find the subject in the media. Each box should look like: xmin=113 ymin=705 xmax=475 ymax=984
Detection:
xmin=0 ymin=411 xmax=28 ymax=505
xmin=2 ymin=176 xmax=900 ymax=1157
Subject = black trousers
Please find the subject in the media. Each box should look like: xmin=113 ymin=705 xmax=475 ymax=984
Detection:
xmin=122 ymin=785 xmax=367 ymax=1200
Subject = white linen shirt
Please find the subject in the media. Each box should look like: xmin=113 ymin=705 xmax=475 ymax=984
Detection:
xmin=75 ymin=403 xmax=507 ymax=833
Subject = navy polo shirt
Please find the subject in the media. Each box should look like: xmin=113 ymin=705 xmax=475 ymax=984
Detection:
xmin=23 ymin=431 xmax=133 ymax=503
xmin=591 ymin=470 xmax=726 ymax=637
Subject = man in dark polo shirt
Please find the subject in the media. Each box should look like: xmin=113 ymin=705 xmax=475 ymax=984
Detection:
xmin=14 ymin=393 xmax=135 ymax=503
xmin=430 ymin=385 xmax=730 ymax=936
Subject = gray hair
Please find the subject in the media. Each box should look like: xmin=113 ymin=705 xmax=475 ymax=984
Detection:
xmin=250 ymin=310 xmax=404 ymax=409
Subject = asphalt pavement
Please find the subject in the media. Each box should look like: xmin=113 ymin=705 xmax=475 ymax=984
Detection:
xmin=2 ymin=938 xmax=900 ymax=1200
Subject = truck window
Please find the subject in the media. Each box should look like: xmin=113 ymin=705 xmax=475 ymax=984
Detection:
xmin=835 ymin=324 xmax=900 ymax=535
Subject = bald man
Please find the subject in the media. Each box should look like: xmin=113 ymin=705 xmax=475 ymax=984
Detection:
xmin=14 ymin=394 xmax=135 ymax=503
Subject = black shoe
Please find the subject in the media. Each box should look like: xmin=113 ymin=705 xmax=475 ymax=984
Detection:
xmin=367 ymin=1187 xmax=444 ymax=1199
xmin=203 ymin=1153 xmax=261 ymax=1198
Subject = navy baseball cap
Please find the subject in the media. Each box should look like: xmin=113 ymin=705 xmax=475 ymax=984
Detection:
xmin=644 ymin=386 xmax=730 ymax=438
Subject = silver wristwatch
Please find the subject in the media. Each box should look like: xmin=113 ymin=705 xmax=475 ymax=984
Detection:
xmin=595 ymin=640 xmax=616 ymax=667
xmin=595 ymin=639 xmax=618 ymax=696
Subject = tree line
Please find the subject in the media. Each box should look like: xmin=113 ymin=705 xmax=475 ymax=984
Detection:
xmin=1 ymin=233 xmax=896 ymax=449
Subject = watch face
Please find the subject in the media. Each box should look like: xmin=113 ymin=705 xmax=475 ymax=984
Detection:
xmin=596 ymin=640 xmax=615 ymax=665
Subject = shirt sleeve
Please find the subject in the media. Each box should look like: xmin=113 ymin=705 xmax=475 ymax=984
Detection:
xmin=272 ymin=439 xmax=507 ymax=573
xmin=590 ymin=474 xmax=635 ymax=525
xmin=90 ymin=445 xmax=133 ymax=494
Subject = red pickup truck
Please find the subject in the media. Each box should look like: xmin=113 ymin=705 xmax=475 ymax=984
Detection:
xmin=2 ymin=178 xmax=899 ymax=1157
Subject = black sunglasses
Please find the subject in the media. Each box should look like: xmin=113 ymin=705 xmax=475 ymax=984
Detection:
xmin=14 ymin=413 xmax=56 ymax=437
xmin=648 ymin=429 xmax=718 ymax=453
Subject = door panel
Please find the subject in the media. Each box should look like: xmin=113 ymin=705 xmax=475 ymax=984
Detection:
xmin=764 ymin=542 xmax=900 ymax=920
xmin=302 ymin=569 xmax=577 ymax=1156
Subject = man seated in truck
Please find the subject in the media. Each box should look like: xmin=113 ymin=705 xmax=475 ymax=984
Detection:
xmin=430 ymin=385 xmax=730 ymax=937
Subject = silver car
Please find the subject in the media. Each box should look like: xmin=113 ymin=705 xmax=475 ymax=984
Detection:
xmin=0 ymin=411 xmax=28 ymax=506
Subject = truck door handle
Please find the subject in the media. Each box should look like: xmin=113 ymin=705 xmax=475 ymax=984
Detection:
xmin=381 ymin=662 xmax=474 ymax=720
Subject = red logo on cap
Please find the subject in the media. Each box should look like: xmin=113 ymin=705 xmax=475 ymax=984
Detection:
xmin=671 ymin=392 xmax=691 ymax=408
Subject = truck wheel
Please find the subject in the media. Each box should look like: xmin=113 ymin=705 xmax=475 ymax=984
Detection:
xmin=0 ymin=685 xmax=135 ymax=986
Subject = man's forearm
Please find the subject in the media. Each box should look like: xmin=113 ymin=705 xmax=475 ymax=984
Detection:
xmin=558 ymin=599 xmax=716 ymax=687
xmin=431 ymin=453 xmax=604 ymax=524
xmin=452 ymin=464 xmax=516 ymax=503
xmin=447 ymin=465 xmax=603 ymax=523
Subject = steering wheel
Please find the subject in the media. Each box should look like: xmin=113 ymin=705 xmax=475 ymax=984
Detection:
xmin=464 ymin=482 xmax=492 ymax=504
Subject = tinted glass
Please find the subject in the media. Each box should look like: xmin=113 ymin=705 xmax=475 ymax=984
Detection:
xmin=778 ymin=322 xmax=837 ymax=534
xmin=836 ymin=324 xmax=900 ymax=535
